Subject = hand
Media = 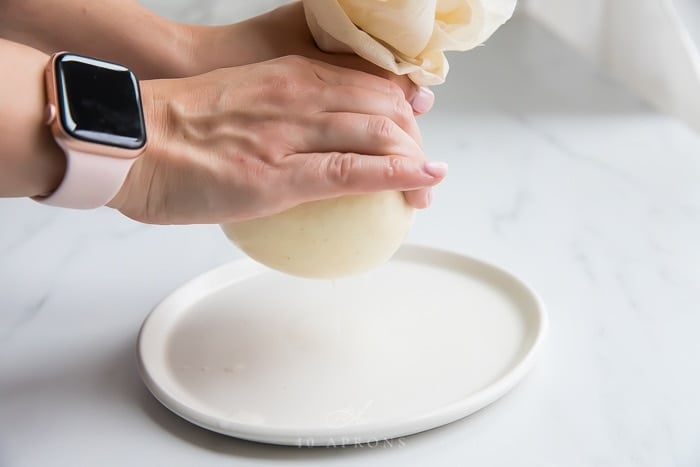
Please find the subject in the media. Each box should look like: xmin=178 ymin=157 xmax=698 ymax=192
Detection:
xmin=109 ymin=56 xmax=447 ymax=225
xmin=187 ymin=2 xmax=435 ymax=114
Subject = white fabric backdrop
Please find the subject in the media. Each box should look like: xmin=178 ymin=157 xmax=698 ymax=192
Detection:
xmin=522 ymin=0 xmax=700 ymax=132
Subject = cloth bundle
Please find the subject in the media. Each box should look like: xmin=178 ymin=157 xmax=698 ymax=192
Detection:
xmin=302 ymin=0 xmax=517 ymax=85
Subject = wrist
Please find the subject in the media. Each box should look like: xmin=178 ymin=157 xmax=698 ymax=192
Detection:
xmin=163 ymin=22 xmax=202 ymax=77
xmin=20 ymin=115 xmax=66 ymax=199
xmin=32 ymin=52 xmax=149 ymax=209
xmin=0 ymin=40 xmax=66 ymax=198
xmin=141 ymin=20 xmax=201 ymax=79
xmin=184 ymin=17 xmax=279 ymax=75
xmin=174 ymin=2 xmax=307 ymax=76
xmin=31 ymin=116 xmax=67 ymax=198
xmin=26 ymin=65 xmax=67 ymax=198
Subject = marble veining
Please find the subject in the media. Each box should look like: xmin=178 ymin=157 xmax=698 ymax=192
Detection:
xmin=1 ymin=4 xmax=700 ymax=467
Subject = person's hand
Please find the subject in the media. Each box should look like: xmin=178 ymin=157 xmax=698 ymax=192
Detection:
xmin=186 ymin=2 xmax=435 ymax=115
xmin=109 ymin=56 xmax=447 ymax=225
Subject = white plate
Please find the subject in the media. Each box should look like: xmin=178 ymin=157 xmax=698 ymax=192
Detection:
xmin=138 ymin=244 xmax=547 ymax=446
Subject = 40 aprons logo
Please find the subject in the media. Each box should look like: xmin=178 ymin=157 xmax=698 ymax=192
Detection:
xmin=295 ymin=400 xmax=407 ymax=448
xmin=295 ymin=437 xmax=407 ymax=448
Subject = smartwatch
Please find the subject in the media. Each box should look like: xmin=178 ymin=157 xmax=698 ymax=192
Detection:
xmin=34 ymin=52 xmax=147 ymax=209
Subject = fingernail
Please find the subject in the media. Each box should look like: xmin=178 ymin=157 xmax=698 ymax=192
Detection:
xmin=411 ymin=86 xmax=435 ymax=114
xmin=424 ymin=161 xmax=448 ymax=178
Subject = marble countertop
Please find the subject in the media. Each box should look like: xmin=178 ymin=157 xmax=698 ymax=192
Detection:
xmin=2 ymin=6 xmax=700 ymax=467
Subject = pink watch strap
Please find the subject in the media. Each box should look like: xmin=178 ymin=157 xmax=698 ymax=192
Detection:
xmin=34 ymin=149 xmax=136 ymax=209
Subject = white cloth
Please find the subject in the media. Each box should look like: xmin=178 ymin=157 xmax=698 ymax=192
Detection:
xmin=522 ymin=0 xmax=700 ymax=132
xmin=301 ymin=0 xmax=517 ymax=85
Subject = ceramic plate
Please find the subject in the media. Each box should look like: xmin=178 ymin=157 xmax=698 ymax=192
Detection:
xmin=138 ymin=244 xmax=547 ymax=446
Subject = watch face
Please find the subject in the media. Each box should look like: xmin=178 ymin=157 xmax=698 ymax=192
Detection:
xmin=55 ymin=54 xmax=146 ymax=149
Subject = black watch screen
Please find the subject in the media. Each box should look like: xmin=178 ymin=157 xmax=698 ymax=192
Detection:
xmin=55 ymin=53 xmax=146 ymax=149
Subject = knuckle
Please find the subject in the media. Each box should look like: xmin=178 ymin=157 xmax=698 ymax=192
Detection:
xmin=383 ymin=156 xmax=402 ymax=180
xmin=264 ymin=72 xmax=297 ymax=94
xmin=278 ymin=54 xmax=308 ymax=67
xmin=366 ymin=115 xmax=396 ymax=141
xmin=385 ymin=79 xmax=406 ymax=101
xmin=393 ymin=92 xmax=413 ymax=122
xmin=266 ymin=56 xmax=314 ymax=93
xmin=325 ymin=152 xmax=358 ymax=185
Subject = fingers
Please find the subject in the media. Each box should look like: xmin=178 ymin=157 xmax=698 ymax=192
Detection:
xmin=411 ymin=87 xmax=435 ymax=116
xmin=302 ymin=111 xmax=430 ymax=208
xmin=402 ymin=160 xmax=449 ymax=208
xmin=303 ymin=112 xmax=421 ymax=160
xmin=284 ymin=152 xmax=447 ymax=208
xmin=310 ymin=56 xmax=410 ymax=93
xmin=311 ymin=58 xmax=427 ymax=117
xmin=318 ymin=86 xmax=423 ymax=148
xmin=314 ymin=52 xmax=419 ymax=102
xmin=312 ymin=53 xmax=435 ymax=115
xmin=404 ymin=187 xmax=432 ymax=209
xmin=297 ymin=60 xmax=438 ymax=209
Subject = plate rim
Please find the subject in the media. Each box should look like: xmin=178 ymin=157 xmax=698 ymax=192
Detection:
xmin=137 ymin=244 xmax=548 ymax=445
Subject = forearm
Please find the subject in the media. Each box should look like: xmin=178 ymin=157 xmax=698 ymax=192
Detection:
xmin=0 ymin=39 xmax=65 ymax=198
xmin=0 ymin=0 xmax=385 ymax=84
xmin=189 ymin=3 xmax=315 ymax=73
xmin=0 ymin=0 xmax=193 ymax=79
